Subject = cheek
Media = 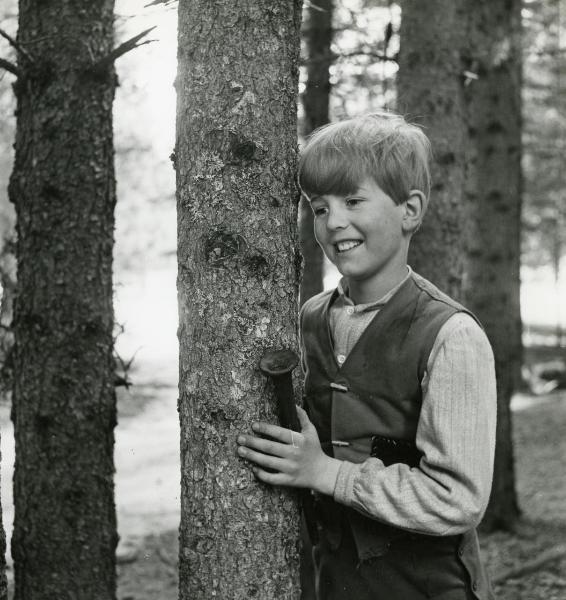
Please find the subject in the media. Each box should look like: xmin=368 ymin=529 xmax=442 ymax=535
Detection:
xmin=313 ymin=221 xmax=326 ymax=244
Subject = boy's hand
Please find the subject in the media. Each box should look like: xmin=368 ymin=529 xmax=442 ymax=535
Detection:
xmin=237 ymin=405 xmax=341 ymax=496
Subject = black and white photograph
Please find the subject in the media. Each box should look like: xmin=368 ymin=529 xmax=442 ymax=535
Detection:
xmin=0 ymin=1 xmax=564 ymax=599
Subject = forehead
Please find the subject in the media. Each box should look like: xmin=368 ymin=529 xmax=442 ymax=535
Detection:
xmin=307 ymin=180 xmax=377 ymax=202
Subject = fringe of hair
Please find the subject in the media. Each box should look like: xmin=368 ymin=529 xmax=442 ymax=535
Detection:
xmin=298 ymin=111 xmax=431 ymax=205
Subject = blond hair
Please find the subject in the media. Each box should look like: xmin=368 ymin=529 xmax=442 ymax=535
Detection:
xmin=298 ymin=111 xmax=431 ymax=205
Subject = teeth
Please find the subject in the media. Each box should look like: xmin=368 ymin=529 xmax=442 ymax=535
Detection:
xmin=336 ymin=240 xmax=361 ymax=252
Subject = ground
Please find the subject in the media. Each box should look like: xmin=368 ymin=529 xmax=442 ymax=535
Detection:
xmin=114 ymin=391 xmax=566 ymax=600
xmin=2 ymin=363 xmax=565 ymax=599
xmin=483 ymin=394 xmax=566 ymax=600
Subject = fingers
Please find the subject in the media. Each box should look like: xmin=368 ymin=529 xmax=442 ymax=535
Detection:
xmin=251 ymin=467 xmax=289 ymax=487
xmin=237 ymin=445 xmax=286 ymax=472
xmin=251 ymin=421 xmax=295 ymax=444
xmin=237 ymin=433 xmax=294 ymax=457
xmin=296 ymin=405 xmax=311 ymax=430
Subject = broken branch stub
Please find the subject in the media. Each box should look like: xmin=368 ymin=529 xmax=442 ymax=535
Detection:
xmin=259 ymin=349 xmax=300 ymax=431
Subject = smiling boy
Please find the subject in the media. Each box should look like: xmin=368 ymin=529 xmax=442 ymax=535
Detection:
xmin=237 ymin=112 xmax=497 ymax=600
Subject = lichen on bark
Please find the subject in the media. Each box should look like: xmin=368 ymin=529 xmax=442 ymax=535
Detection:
xmin=176 ymin=1 xmax=303 ymax=598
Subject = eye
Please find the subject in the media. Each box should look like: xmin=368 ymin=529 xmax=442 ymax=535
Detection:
xmin=311 ymin=205 xmax=328 ymax=217
xmin=345 ymin=197 xmax=362 ymax=208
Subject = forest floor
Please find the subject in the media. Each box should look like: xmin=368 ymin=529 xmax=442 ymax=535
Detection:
xmin=2 ymin=365 xmax=566 ymax=599
xmin=116 ymin=390 xmax=566 ymax=600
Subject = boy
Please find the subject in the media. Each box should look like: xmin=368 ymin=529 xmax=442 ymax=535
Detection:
xmin=237 ymin=112 xmax=496 ymax=600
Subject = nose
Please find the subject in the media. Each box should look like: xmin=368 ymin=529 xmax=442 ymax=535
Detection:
xmin=325 ymin=205 xmax=348 ymax=231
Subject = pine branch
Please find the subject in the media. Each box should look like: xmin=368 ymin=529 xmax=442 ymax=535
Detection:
xmin=301 ymin=49 xmax=397 ymax=67
xmin=91 ymin=26 xmax=157 ymax=71
xmin=0 ymin=27 xmax=33 ymax=62
xmin=0 ymin=56 xmax=19 ymax=77
xmin=339 ymin=49 xmax=397 ymax=62
xmin=144 ymin=0 xmax=177 ymax=6
xmin=304 ymin=0 xmax=328 ymax=12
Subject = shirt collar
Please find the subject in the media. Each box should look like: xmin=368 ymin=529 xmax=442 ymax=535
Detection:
xmin=336 ymin=266 xmax=412 ymax=312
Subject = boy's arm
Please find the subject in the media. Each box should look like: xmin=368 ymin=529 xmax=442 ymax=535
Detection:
xmin=333 ymin=312 xmax=497 ymax=535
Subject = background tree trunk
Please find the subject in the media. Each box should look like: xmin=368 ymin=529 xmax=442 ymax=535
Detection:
xmin=299 ymin=0 xmax=334 ymax=306
xmin=8 ymin=2 xmax=118 ymax=598
xmin=464 ymin=0 xmax=522 ymax=530
xmin=397 ymin=0 xmax=470 ymax=298
xmin=176 ymin=1 xmax=303 ymax=598
xmin=298 ymin=2 xmax=334 ymax=596
xmin=398 ymin=0 xmax=521 ymax=531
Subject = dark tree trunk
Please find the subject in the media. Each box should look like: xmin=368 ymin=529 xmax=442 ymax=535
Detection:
xmin=299 ymin=3 xmax=334 ymax=596
xmin=299 ymin=0 xmax=334 ymax=306
xmin=176 ymin=1 xmax=303 ymax=598
xmin=8 ymin=1 xmax=118 ymax=598
xmin=397 ymin=0 xmax=470 ymax=298
xmin=302 ymin=0 xmax=333 ymax=136
xmin=464 ymin=0 xmax=522 ymax=530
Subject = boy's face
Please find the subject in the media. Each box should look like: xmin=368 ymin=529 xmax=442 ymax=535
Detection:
xmin=310 ymin=178 xmax=409 ymax=298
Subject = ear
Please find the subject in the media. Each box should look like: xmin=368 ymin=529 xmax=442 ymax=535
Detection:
xmin=402 ymin=190 xmax=426 ymax=234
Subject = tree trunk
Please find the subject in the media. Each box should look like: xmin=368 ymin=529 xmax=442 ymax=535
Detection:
xmin=8 ymin=2 xmax=118 ymax=598
xmin=299 ymin=3 xmax=334 ymax=596
xmin=299 ymin=0 xmax=334 ymax=306
xmin=464 ymin=0 xmax=522 ymax=530
xmin=176 ymin=1 xmax=303 ymax=599
xmin=398 ymin=0 xmax=521 ymax=531
xmin=397 ymin=0 xmax=470 ymax=298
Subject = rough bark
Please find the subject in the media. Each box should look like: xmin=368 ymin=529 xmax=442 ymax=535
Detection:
xmin=299 ymin=0 xmax=333 ymax=306
xmin=176 ymin=1 xmax=303 ymax=599
xmin=397 ymin=0 xmax=470 ymax=298
xmin=464 ymin=0 xmax=522 ymax=530
xmin=8 ymin=1 xmax=118 ymax=598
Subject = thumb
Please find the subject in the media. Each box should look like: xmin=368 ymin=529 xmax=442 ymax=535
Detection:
xmin=296 ymin=405 xmax=313 ymax=432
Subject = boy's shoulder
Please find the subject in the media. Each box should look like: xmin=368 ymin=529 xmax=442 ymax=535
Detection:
xmin=410 ymin=271 xmax=485 ymax=335
xmin=299 ymin=289 xmax=335 ymax=323
xmin=411 ymin=271 xmax=468 ymax=313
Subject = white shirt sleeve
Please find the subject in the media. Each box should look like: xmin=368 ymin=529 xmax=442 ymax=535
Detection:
xmin=332 ymin=312 xmax=497 ymax=535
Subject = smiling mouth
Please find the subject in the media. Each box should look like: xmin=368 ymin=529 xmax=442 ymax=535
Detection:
xmin=335 ymin=240 xmax=362 ymax=253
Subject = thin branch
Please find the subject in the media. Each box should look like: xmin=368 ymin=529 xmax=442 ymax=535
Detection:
xmin=0 ymin=27 xmax=33 ymax=62
xmin=91 ymin=26 xmax=157 ymax=71
xmin=144 ymin=0 xmax=177 ymax=6
xmin=304 ymin=0 xmax=328 ymax=11
xmin=301 ymin=49 xmax=397 ymax=67
xmin=0 ymin=56 xmax=19 ymax=77
xmin=338 ymin=49 xmax=397 ymax=62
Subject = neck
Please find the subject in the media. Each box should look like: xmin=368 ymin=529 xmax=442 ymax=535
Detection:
xmin=347 ymin=264 xmax=409 ymax=304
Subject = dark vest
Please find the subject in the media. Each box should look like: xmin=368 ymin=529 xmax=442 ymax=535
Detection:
xmin=301 ymin=272 xmax=494 ymax=600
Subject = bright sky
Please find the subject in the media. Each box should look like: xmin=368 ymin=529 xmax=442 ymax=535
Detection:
xmin=115 ymin=0 xmax=177 ymax=157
